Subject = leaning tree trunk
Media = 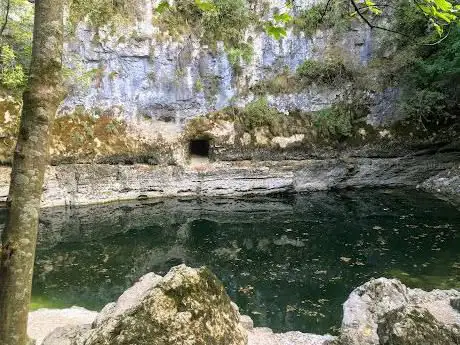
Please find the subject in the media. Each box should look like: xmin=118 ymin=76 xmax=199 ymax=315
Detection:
xmin=0 ymin=0 xmax=64 ymax=344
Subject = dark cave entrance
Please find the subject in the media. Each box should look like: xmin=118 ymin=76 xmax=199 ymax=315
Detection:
xmin=189 ymin=138 xmax=211 ymax=158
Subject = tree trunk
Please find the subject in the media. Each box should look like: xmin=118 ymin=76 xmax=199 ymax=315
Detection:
xmin=0 ymin=0 xmax=64 ymax=344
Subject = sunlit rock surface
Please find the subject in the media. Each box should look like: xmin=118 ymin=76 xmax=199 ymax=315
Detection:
xmin=340 ymin=278 xmax=460 ymax=345
xmin=42 ymin=265 xmax=247 ymax=345
xmin=28 ymin=307 xmax=97 ymax=345
xmin=0 ymin=151 xmax=458 ymax=208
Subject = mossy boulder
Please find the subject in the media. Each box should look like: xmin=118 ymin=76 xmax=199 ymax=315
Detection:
xmin=377 ymin=306 xmax=460 ymax=345
xmin=339 ymin=278 xmax=460 ymax=345
xmin=43 ymin=265 xmax=247 ymax=345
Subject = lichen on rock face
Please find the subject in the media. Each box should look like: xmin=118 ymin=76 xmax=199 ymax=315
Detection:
xmin=50 ymin=109 xmax=180 ymax=165
xmin=377 ymin=305 xmax=460 ymax=345
xmin=339 ymin=278 xmax=460 ymax=345
xmin=43 ymin=265 xmax=247 ymax=345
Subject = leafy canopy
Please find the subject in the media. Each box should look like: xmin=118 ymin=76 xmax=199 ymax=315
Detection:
xmin=354 ymin=0 xmax=460 ymax=36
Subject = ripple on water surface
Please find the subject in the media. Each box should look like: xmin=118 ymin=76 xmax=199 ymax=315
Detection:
xmin=1 ymin=189 xmax=457 ymax=334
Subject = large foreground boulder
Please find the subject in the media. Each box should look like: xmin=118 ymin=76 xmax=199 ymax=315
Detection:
xmin=43 ymin=265 xmax=247 ymax=345
xmin=340 ymin=278 xmax=460 ymax=345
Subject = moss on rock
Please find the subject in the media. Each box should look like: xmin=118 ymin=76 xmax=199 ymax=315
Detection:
xmin=377 ymin=306 xmax=460 ymax=345
xmin=43 ymin=265 xmax=247 ymax=345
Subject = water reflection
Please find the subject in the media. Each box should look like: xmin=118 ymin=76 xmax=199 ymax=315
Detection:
xmin=1 ymin=189 xmax=459 ymax=334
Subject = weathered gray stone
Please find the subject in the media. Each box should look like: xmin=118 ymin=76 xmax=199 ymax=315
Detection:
xmin=42 ymin=265 xmax=247 ymax=345
xmin=41 ymin=325 xmax=92 ymax=345
xmin=240 ymin=315 xmax=254 ymax=331
xmin=420 ymin=165 xmax=460 ymax=206
xmin=28 ymin=307 xmax=97 ymax=345
xmin=247 ymin=328 xmax=336 ymax=345
xmin=59 ymin=0 xmax=377 ymax=130
xmin=0 ymin=152 xmax=457 ymax=208
xmin=377 ymin=305 xmax=460 ymax=345
xmin=340 ymin=278 xmax=460 ymax=345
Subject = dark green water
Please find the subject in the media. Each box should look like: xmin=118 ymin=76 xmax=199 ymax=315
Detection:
xmin=1 ymin=189 xmax=459 ymax=334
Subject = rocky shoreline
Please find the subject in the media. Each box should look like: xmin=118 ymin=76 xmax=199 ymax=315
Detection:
xmin=1 ymin=152 xmax=458 ymax=208
xmin=28 ymin=266 xmax=460 ymax=345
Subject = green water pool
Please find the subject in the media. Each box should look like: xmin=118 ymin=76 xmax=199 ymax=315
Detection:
xmin=1 ymin=189 xmax=458 ymax=334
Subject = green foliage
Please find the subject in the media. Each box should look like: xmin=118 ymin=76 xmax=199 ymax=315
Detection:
xmin=264 ymin=11 xmax=293 ymax=39
xmin=0 ymin=45 xmax=26 ymax=90
xmin=69 ymin=0 xmax=140 ymax=27
xmin=251 ymin=53 xmax=354 ymax=95
xmin=0 ymin=0 xmax=33 ymax=91
xmin=238 ymin=97 xmax=284 ymax=131
xmin=155 ymin=0 xmax=254 ymax=50
xmin=417 ymin=0 xmax=460 ymax=35
xmin=194 ymin=78 xmax=204 ymax=92
xmin=393 ymin=0 xmax=429 ymax=41
xmin=251 ymin=70 xmax=296 ymax=95
xmin=312 ymin=107 xmax=353 ymax=139
xmin=226 ymin=43 xmax=253 ymax=74
xmin=292 ymin=5 xmax=324 ymax=36
xmin=398 ymin=27 xmax=460 ymax=128
xmin=354 ymin=0 xmax=460 ymax=35
xmin=311 ymin=100 xmax=368 ymax=139
xmin=296 ymin=58 xmax=353 ymax=85
xmin=292 ymin=1 xmax=351 ymax=36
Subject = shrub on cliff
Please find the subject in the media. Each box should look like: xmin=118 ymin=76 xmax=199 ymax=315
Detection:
xmin=398 ymin=27 xmax=460 ymax=130
xmin=154 ymin=0 xmax=253 ymax=51
xmin=234 ymin=97 xmax=284 ymax=133
xmin=297 ymin=58 xmax=354 ymax=86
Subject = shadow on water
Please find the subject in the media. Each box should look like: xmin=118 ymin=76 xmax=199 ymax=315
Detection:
xmin=1 ymin=189 xmax=459 ymax=334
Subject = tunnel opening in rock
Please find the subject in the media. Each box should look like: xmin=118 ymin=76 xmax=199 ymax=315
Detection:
xmin=189 ymin=139 xmax=211 ymax=159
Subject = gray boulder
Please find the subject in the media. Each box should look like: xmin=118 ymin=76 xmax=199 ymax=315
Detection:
xmin=377 ymin=305 xmax=460 ymax=345
xmin=420 ymin=165 xmax=460 ymax=206
xmin=43 ymin=265 xmax=247 ymax=345
xmin=339 ymin=278 xmax=460 ymax=345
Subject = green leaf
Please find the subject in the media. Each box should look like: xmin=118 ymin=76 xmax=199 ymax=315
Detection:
xmin=194 ymin=0 xmax=217 ymax=12
xmin=155 ymin=1 xmax=170 ymax=14
xmin=265 ymin=24 xmax=287 ymax=40
xmin=432 ymin=21 xmax=443 ymax=36
xmin=433 ymin=0 xmax=452 ymax=12
xmin=274 ymin=13 xmax=292 ymax=23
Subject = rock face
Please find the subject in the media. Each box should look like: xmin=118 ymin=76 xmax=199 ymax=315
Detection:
xmin=61 ymin=0 xmax=372 ymax=122
xmin=42 ymin=265 xmax=247 ymax=345
xmin=1 ymin=151 xmax=458 ymax=208
xmin=340 ymin=278 xmax=460 ymax=345
xmin=420 ymin=165 xmax=460 ymax=205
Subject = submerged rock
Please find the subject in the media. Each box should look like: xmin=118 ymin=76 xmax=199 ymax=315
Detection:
xmin=43 ymin=265 xmax=247 ymax=345
xmin=340 ymin=278 xmax=460 ymax=345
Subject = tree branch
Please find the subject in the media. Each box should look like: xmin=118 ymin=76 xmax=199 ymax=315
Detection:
xmin=0 ymin=0 xmax=11 ymax=37
xmin=349 ymin=0 xmax=406 ymax=36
